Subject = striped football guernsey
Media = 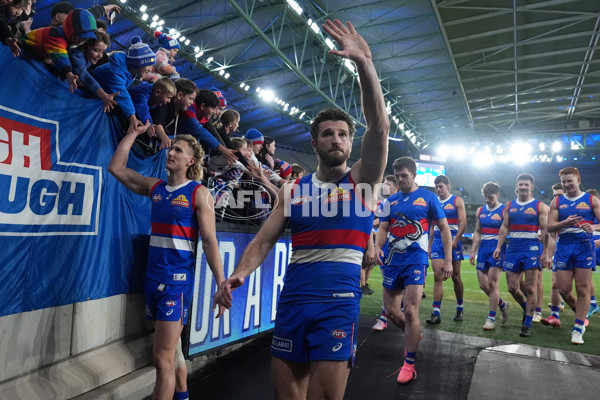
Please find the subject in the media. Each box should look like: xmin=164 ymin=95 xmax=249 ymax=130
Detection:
xmin=556 ymin=192 xmax=595 ymax=243
xmin=147 ymin=180 xmax=201 ymax=285
xmin=478 ymin=203 xmax=505 ymax=246
xmin=279 ymin=171 xmax=374 ymax=304
xmin=506 ymin=198 xmax=541 ymax=252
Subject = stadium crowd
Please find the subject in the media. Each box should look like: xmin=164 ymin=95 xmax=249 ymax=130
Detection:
xmin=2 ymin=1 xmax=306 ymax=225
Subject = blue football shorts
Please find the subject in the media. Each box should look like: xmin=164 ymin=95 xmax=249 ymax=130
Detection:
xmin=271 ymin=301 xmax=359 ymax=365
xmin=430 ymin=239 xmax=464 ymax=261
xmin=504 ymin=249 xmax=540 ymax=273
xmin=382 ymin=264 xmax=427 ymax=290
xmin=555 ymin=241 xmax=595 ymax=271
xmin=476 ymin=245 xmax=505 ymax=271
xmin=144 ymin=276 xmax=193 ymax=322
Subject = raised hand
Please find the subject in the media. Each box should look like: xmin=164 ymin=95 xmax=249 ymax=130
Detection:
xmin=321 ymin=19 xmax=371 ymax=64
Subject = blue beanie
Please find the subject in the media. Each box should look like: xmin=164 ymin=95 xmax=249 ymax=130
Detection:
xmin=127 ymin=36 xmax=156 ymax=69
xmin=245 ymin=128 xmax=264 ymax=145
xmin=154 ymin=31 xmax=180 ymax=50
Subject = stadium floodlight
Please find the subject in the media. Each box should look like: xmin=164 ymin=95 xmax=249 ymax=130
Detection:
xmin=179 ymin=36 xmax=186 ymax=42
xmin=207 ymin=56 xmax=213 ymax=63
xmin=158 ymin=20 xmax=164 ymax=26
xmin=155 ymin=26 xmax=163 ymax=32
xmin=539 ymin=143 xmax=546 ymax=151
xmin=141 ymin=14 xmax=148 ymax=21
xmin=325 ymin=38 xmax=335 ymax=50
xmin=551 ymin=141 xmax=562 ymax=152
xmin=150 ymin=21 xmax=157 ymax=28
xmin=185 ymin=39 xmax=190 ymax=45
xmin=511 ymin=141 xmax=532 ymax=157
xmin=152 ymin=15 xmax=159 ymax=21
xmin=399 ymin=122 xmax=405 ymax=130
xmin=224 ymin=73 xmax=230 ymax=79
xmin=218 ymin=70 xmax=224 ymax=76
xmin=556 ymin=155 xmax=563 ymax=162
xmin=140 ymin=5 xmax=147 ymax=12
xmin=474 ymin=152 xmax=494 ymax=167
xmin=119 ymin=0 xmax=127 ymax=3
xmin=299 ymin=112 xmax=305 ymax=119
xmin=169 ymin=28 xmax=176 ymax=35
xmin=454 ymin=145 xmax=466 ymax=160
xmin=498 ymin=154 xmax=510 ymax=163
xmin=437 ymin=144 xmax=450 ymax=158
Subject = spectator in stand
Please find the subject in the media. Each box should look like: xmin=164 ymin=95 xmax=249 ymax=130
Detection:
xmin=275 ymin=160 xmax=292 ymax=181
xmin=245 ymin=128 xmax=285 ymax=187
xmin=179 ymin=88 xmax=237 ymax=165
xmin=290 ymin=163 xmax=304 ymax=180
xmin=144 ymin=31 xmax=180 ymax=83
xmin=9 ymin=0 xmax=34 ymax=39
xmin=20 ymin=8 xmax=97 ymax=92
xmin=149 ymin=78 xmax=197 ymax=139
xmin=257 ymin=136 xmax=276 ymax=170
xmin=216 ymin=109 xmax=239 ymax=147
xmin=129 ymin=77 xmax=177 ymax=153
xmin=68 ymin=30 xmax=117 ymax=112
xmin=91 ymin=35 xmax=155 ymax=135
xmin=1 ymin=0 xmax=30 ymax=57
xmin=49 ymin=1 xmax=120 ymax=27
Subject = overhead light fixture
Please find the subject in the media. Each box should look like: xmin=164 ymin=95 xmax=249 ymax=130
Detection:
xmin=140 ymin=5 xmax=147 ymax=12
xmin=150 ymin=21 xmax=157 ymax=27
xmin=552 ymin=141 xmax=562 ymax=152
xmin=262 ymin=90 xmax=275 ymax=102
xmin=152 ymin=15 xmax=158 ymax=21
xmin=207 ymin=56 xmax=213 ymax=63
xmin=185 ymin=39 xmax=190 ymax=45
xmin=141 ymin=14 xmax=148 ymax=21
xmin=219 ymin=70 xmax=224 ymax=76
xmin=179 ymin=36 xmax=186 ymax=42
xmin=224 ymin=73 xmax=230 ymax=79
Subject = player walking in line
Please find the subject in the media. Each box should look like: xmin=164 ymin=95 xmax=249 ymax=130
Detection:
xmin=469 ymin=182 xmax=510 ymax=330
xmin=494 ymin=173 xmax=549 ymax=338
xmin=426 ymin=175 xmax=466 ymax=324
xmin=547 ymin=168 xmax=600 ymax=344
xmin=376 ymin=157 xmax=452 ymax=384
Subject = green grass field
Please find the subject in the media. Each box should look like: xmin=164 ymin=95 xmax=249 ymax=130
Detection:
xmin=360 ymin=261 xmax=600 ymax=355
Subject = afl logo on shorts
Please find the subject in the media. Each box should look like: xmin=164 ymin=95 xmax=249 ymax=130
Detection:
xmin=166 ymin=300 xmax=177 ymax=306
xmin=331 ymin=329 xmax=347 ymax=338
xmin=413 ymin=269 xmax=421 ymax=275
xmin=152 ymin=194 xmax=162 ymax=202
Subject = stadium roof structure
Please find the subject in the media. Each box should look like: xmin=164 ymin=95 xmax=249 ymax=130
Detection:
xmin=33 ymin=0 xmax=600 ymax=164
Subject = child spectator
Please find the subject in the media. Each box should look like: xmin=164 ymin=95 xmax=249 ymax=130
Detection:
xmin=91 ymin=35 xmax=155 ymax=135
xmin=144 ymin=31 xmax=179 ymax=83
xmin=179 ymin=88 xmax=237 ymax=165
xmin=68 ymin=31 xmax=117 ymax=112
xmin=1 ymin=0 xmax=31 ymax=57
xmin=149 ymin=78 xmax=197 ymax=139
xmin=244 ymin=128 xmax=285 ymax=187
xmin=50 ymin=2 xmax=120 ymax=27
xmin=275 ymin=159 xmax=292 ymax=181
xmin=129 ymin=76 xmax=176 ymax=153
xmin=20 ymin=8 xmax=97 ymax=91
xmin=290 ymin=163 xmax=304 ymax=179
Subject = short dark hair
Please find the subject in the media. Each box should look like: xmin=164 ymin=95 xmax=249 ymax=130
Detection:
xmin=51 ymin=2 xmax=74 ymax=18
xmin=175 ymin=78 xmax=197 ymax=96
xmin=516 ymin=173 xmax=534 ymax=184
xmin=482 ymin=182 xmax=500 ymax=196
xmin=309 ymin=108 xmax=356 ymax=140
xmin=291 ymin=163 xmax=304 ymax=177
xmin=384 ymin=175 xmax=396 ymax=184
xmin=551 ymin=182 xmax=563 ymax=191
xmin=434 ymin=175 xmax=450 ymax=186
xmin=95 ymin=19 xmax=108 ymax=32
xmin=392 ymin=157 xmax=417 ymax=175
xmin=195 ymin=89 xmax=219 ymax=107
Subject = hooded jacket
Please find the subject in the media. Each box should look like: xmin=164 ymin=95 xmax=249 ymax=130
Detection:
xmin=20 ymin=9 xmax=96 ymax=78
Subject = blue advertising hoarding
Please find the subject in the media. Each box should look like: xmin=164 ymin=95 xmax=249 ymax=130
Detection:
xmin=188 ymin=231 xmax=291 ymax=356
